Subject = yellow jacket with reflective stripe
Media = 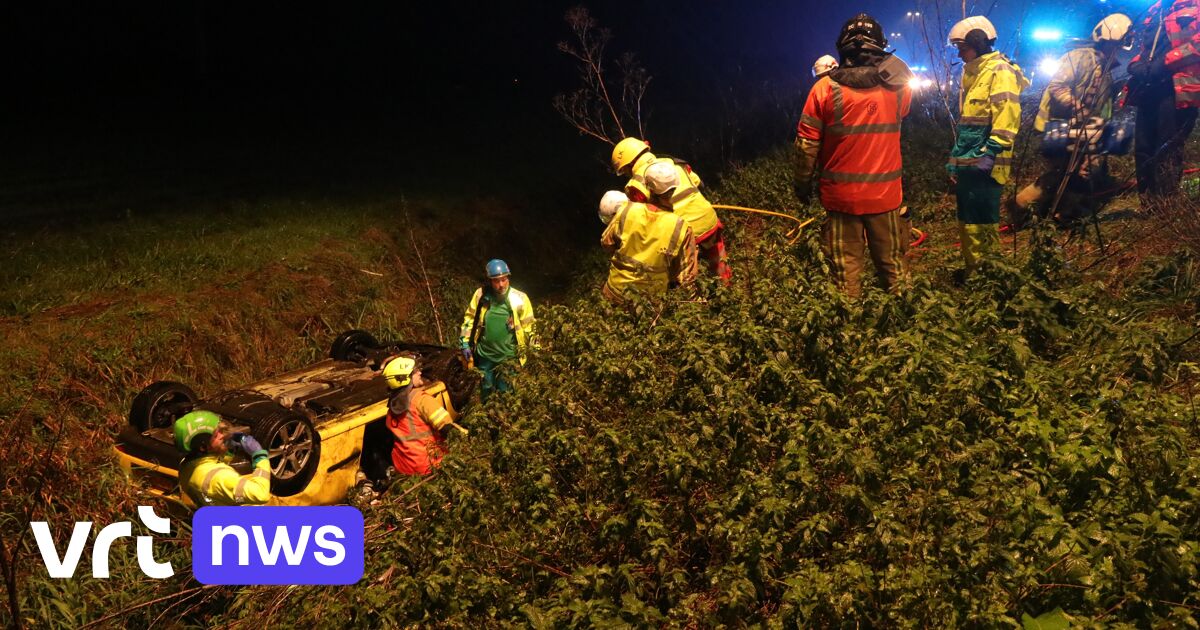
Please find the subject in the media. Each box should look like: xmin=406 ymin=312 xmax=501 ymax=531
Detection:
xmin=601 ymin=201 xmax=698 ymax=300
xmin=625 ymin=154 xmax=720 ymax=238
xmin=180 ymin=455 xmax=271 ymax=507
xmin=948 ymin=51 xmax=1030 ymax=185
xmin=459 ymin=287 xmax=535 ymax=366
xmin=1034 ymin=47 xmax=1114 ymax=132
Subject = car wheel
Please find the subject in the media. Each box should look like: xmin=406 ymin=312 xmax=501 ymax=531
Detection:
xmin=423 ymin=347 xmax=479 ymax=413
xmin=129 ymin=381 xmax=198 ymax=432
xmin=330 ymin=329 xmax=380 ymax=361
xmin=254 ymin=411 xmax=321 ymax=497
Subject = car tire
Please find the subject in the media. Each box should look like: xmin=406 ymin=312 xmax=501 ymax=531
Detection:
xmin=129 ymin=381 xmax=198 ymax=432
xmin=253 ymin=411 xmax=321 ymax=497
xmin=423 ymin=348 xmax=478 ymax=413
xmin=330 ymin=329 xmax=380 ymax=361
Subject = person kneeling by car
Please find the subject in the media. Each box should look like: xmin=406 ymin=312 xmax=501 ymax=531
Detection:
xmin=174 ymin=410 xmax=271 ymax=507
xmin=382 ymin=355 xmax=465 ymax=477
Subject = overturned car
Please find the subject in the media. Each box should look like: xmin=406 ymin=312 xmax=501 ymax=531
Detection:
xmin=114 ymin=330 xmax=477 ymax=507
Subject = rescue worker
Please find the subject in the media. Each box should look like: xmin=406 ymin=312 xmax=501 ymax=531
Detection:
xmin=1009 ymin=14 xmax=1132 ymax=228
xmin=382 ymin=356 xmax=455 ymax=476
xmin=946 ymin=16 xmax=1029 ymax=272
xmin=813 ymin=54 xmax=839 ymax=79
xmin=460 ymin=259 xmax=535 ymax=400
xmin=794 ymin=13 xmax=913 ymax=297
xmin=1125 ymin=0 xmax=1200 ymax=207
xmin=611 ymin=138 xmax=730 ymax=282
xmin=598 ymin=173 xmax=698 ymax=305
xmin=174 ymin=410 xmax=271 ymax=507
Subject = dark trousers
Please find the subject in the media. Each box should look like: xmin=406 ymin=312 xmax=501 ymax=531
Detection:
xmin=1134 ymin=87 xmax=1198 ymax=201
xmin=476 ymin=356 xmax=513 ymax=401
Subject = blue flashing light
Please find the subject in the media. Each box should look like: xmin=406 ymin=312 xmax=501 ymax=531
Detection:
xmin=1032 ymin=28 xmax=1063 ymax=42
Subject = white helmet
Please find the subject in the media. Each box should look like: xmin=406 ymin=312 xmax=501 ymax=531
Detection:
xmin=599 ymin=190 xmax=628 ymax=225
xmin=1093 ymin=14 xmax=1133 ymax=49
xmin=812 ymin=54 xmax=839 ymax=78
xmin=948 ymin=16 xmax=997 ymax=46
xmin=645 ymin=161 xmax=681 ymax=196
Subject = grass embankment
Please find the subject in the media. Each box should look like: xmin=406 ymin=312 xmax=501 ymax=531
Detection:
xmin=0 ymin=193 xmax=562 ymax=627
xmin=3 ymin=120 xmax=1200 ymax=627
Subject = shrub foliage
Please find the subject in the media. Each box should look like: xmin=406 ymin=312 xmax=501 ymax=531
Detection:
xmin=4 ymin=150 xmax=1200 ymax=628
xmin=226 ymin=164 xmax=1200 ymax=627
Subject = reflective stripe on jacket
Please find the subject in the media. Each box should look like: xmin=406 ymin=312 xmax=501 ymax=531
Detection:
xmin=796 ymin=75 xmax=912 ymax=215
xmin=459 ymin=287 xmax=535 ymax=365
xmin=1125 ymin=0 xmax=1200 ymax=108
xmin=1035 ymin=47 xmax=1114 ymax=132
xmin=600 ymin=201 xmax=698 ymax=302
xmin=387 ymin=385 xmax=452 ymax=476
xmin=180 ymin=456 xmax=271 ymax=507
xmin=948 ymin=51 xmax=1030 ymax=185
xmin=625 ymin=154 xmax=720 ymax=236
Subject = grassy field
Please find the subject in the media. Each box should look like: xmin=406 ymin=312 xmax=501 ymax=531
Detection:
xmin=1 ymin=111 xmax=1199 ymax=626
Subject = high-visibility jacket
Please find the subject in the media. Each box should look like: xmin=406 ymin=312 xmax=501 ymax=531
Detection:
xmin=795 ymin=75 xmax=912 ymax=215
xmin=387 ymin=385 xmax=453 ymax=476
xmin=179 ymin=455 xmax=271 ymax=507
xmin=1035 ymin=47 xmax=1115 ymax=132
xmin=948 ymin=51 xmax=1030 ymax=185
xmin=460 ymin=287 xmax=535 ymax=366
xmin=624 ymin=153 xmax=720 ymax=238
xmin=600 ymin=201 xmax=698 ymax=302
xmin=1124 ymin=0 xmax=1200 ymax=108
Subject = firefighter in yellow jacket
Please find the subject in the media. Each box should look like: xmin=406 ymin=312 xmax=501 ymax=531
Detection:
xmin=611 ymin=138 xmax=729 ymax=281
xmin=1009 ymin=14 xmax=1131 ymax=228
xmin=598 ymin=174 xmax=698 ymax=305
xmin=460 ymin=259 xmax=535 ymax=400
xmin=174 ymin=410 xmax=271 ymax=507
xmin=946 ymin=16 xmax=1029 ymax=273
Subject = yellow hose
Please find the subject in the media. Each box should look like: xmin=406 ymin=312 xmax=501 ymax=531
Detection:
xmin=711 ymin=204 xmax=816 ymax=244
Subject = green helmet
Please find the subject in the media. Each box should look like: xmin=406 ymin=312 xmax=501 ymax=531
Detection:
xmin=174 ymin=410 xmax=221 ymax=452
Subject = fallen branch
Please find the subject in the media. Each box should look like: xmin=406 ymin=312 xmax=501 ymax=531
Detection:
xmin=402 ymin=200 xmax=445 ymax=342
xmin=472 ymin=541 xmax=571 ymax=578
xmin=79 ymin=585 xmax=218 ymax=629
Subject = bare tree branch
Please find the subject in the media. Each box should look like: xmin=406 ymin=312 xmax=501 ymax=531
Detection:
xmin=552 ymin=6 xmax=652 ymax=145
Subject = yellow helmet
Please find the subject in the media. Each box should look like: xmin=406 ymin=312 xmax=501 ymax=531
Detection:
xmin=611 ymin=137 xmax=650 ymax=175
xmin=381 ymin=355 xmax=416 ymax=390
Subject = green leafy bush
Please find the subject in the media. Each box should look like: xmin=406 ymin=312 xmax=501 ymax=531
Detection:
xmin=220 ymin=154 xmax=1200 ymax=627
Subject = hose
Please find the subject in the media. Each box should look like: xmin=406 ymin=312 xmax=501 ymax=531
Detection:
xmin=711 ymin=204 xmax=816 ymax=244
xmin=910 ymin=227 xmax=928 ymax=248
xmin=713 ymin=204 xmax=932 ymax=250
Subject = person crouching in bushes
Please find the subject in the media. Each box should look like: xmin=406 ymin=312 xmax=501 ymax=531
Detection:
xmin=597 ymin=179 xmax=697 ymax=306
xmin=174 ymin=410 xmax=270 ymax=507
xmin=382 ymin=356 xmax=456 ymax=476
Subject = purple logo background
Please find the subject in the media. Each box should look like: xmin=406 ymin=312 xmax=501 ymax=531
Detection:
xmin=192 ymin=506 xmax=364 ymax=585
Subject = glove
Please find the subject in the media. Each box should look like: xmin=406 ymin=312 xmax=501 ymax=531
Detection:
xmin=1128 ymin=59 xmax=1148 ymax=80
xmin=461 ymin=346 xmax=472 ymax=363
xmin=793 ymin=181 xmax=813 ymax=202
xmin=1147 ymin=55 xmax=1169 ymax=80
xmin=1130 ymin=57 xmax=1168 ymax=81
xmin=236 ymin=434 xmax=269 ymax=466
xmin=976 ymin=153 xmax=995 ymax=176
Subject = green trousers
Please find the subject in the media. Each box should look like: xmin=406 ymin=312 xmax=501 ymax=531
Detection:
xmin=956 ymin=170 xmax=1002 ymax=270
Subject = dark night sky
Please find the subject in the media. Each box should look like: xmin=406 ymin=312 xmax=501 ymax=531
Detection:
xmin=1 ymin=1 xmax=1152 ymax=220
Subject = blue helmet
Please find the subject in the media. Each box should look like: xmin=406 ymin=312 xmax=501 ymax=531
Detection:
xmin=486 ymin=259 xmax=510 ymax=278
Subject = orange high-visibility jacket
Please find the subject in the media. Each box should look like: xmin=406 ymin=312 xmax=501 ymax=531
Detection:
xmin=388 ymin=386 xmax=452 ymax=476
xmin=1125 ymin=0 xmax=1200 ymax=108
xmin=796 ymin=76 xmax=912 ymax=214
